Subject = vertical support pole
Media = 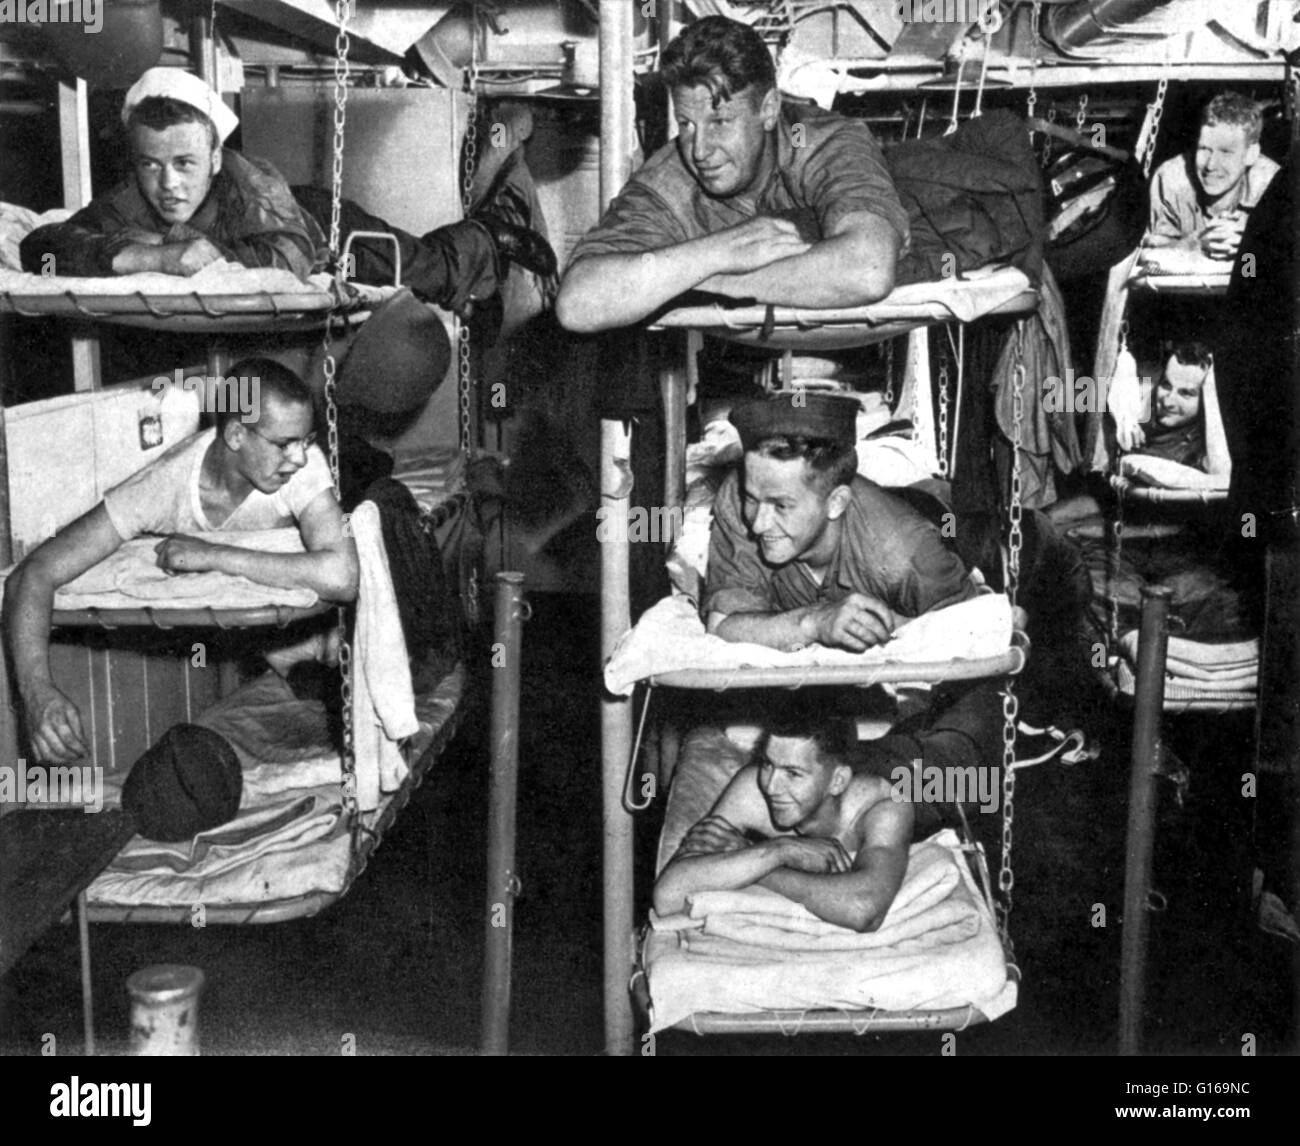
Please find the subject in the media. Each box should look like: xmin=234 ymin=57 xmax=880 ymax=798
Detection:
xmin=58 ymin=78 xmax=100 ymax=393
xmin=599 ymin=0 xmax=637 ymax=1059
xmin=482 ymin=572 xmax=526 ymax=1056
xmin=77 ymin=891 xmax=95 ymax=1056
xmin=1287 ymin=55 xmax=1300 ymax=1055
xmin=661 ymin=353 xmax=687 ymax=525
xmin=1119 ymin=585 xmax=1171 ymax=1056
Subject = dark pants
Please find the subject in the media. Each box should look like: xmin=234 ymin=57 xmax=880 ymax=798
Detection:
xmin=291 ymin=187 xmax=498 ymax=313
xmin=853 ymin=680 xmax=1006 ymax=838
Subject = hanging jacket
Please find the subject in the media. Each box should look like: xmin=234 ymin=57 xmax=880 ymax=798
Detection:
xmin=886 ymin=109 xmax=1045 ymax=286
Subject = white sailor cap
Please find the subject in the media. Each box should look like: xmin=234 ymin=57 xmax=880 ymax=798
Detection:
xmin=121 ymin=67 xmax=239 ymax=143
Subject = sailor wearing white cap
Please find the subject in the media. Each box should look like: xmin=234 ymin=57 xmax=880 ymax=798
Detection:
xmin=21 ymin=66 xmax=325 ymax=278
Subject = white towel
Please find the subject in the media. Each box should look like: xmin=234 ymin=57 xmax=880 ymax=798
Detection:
xmin=349 ymin=501 xmax=419 ymax=812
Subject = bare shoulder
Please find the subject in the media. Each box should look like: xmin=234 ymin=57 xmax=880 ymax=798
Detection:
xmin=713 ymin=763 xmax=776 ymax=833
xmin=845 ymin=773 xmax=911 ymax=851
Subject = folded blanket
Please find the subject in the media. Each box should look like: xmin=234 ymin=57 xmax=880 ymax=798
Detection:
xmin=605 ymin=592 xmax=1013 ymax=695
xmin=644 ymin=830 xmax=1014 ymax=1031
xmin=0 ymin=529 xmax=317 ymax=611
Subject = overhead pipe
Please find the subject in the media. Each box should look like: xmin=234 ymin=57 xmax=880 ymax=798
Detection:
xmin=1044 ymin=0 xmax=1175 ymax=54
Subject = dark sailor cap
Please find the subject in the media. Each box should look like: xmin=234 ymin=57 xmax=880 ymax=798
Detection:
xmin=729 ymin=390 xmax=859 ymax=451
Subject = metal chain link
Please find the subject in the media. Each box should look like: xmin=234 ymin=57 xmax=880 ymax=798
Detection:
xmin=937 ymin=334 xmax=951 ymax=479
xmin=1025 ymin=2 xmax=1041 ymax=122
xmin=1006 ymin=323 xmax=1025 ymax=610
xmin=456 ymin=39 xmax=481 ymax=457
xmin=1142 ymin=69 xmax=1169 ymax=179
xmin=883 ymin=339 xmax=895 ymax=407
xmin=320 ymin=0 xmax=355 ymax=820
xmin=1075 ymin=91 xmax=1089 ymax=132
xmin=996 ymin=320 xmax=1027 ymax=947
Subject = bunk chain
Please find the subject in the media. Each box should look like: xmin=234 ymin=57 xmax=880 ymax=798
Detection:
xmin=883 ymin=338 xmax=895 ymax=407
xmin=1025 ymin=2 xmax=1041 ymax=122
xmin=320 ymin=0 xmax=356 ymax=822
xmin=1142 ymin=69 xmax=1169 ymax=179
xmin=456 ymin=40 xmax=482 ymax=457
xmin=1075 ymin=92 xmax=1089 ymax=133
xmin=937 ymin=335 xmax=951 ymax=479
xmin=1006 ymin=324 xmax=1025 ymax=610
xmin=996 ymin=321 xmax=1027 ymax=947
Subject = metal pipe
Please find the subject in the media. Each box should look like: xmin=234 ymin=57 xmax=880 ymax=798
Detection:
xmin=661 ymin=355 xmax=687 ymax=528
xmin=481 ymin=572 xmax=526 ymax=1056
xmin=1044 ymin=0 xmax=1175 ymax=54
xmin=599 ymin=0 xmax=638 ymax=1060
xmin=1119 ymin=584 xmax=1171 ymax=1056
xmin=1288 ymin=57 xmax=1300 ymax=1057
xmin=77 ymin=891 xmax=94 ymax=1056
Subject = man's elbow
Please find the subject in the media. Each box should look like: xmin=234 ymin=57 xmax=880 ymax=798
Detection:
xmin=652 ymin=877 xmax=685 ymax=918
xmin=555 ymin=276 xmax=605 ymax=334
xmin=856 ymin=259 xmax=894 ymax=305
xmin=844 ymin=900 xmax=886 ymax=934
xmin=322 ymin=553 xmax=359 ymax=603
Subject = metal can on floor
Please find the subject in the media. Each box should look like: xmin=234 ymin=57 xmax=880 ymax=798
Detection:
xmin=127 ymin=965 xmax=205 ymax=1056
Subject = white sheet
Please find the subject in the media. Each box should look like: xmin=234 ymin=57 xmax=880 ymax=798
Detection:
xmin=604 ymin=591 xmax=1013 ymax=696
xmin=0 ymin=260 xmax=329 ymax=297
xmin=0 ymin=529 xmax=318 ymax=612
xmin=644 ymin=829 xmax=1015 ymax=1032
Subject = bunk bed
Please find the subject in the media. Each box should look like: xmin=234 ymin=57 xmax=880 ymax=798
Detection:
xmin=0 ymin=9 xmax=486 ymax=931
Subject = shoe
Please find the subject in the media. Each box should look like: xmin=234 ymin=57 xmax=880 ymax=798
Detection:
xmin=473 ymin=213 xmax=558 ymax=279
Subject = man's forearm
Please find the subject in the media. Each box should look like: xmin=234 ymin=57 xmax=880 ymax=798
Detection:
xmin=653 ymin=840 xmax=787 ymax=916
xmin=2 ymin=564 xmax=59 ymax=704
xmin=711 ymin=607 xmax=822 ymax=651
xmin=759 ymin=868 xmax=887 ymax=933
xmin=203 ymin=545 xmax=357 ymax=602
xmin=557 ymin=239 xmax=728 ymax=333
xmin=700 ymin=242 xmax=893 ymax=309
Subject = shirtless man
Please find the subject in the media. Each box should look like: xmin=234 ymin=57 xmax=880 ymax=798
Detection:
xmin=653 ymin=710 xmax=913 ymax=933
xmin=3 ymin=358 xmax=357 ymax=764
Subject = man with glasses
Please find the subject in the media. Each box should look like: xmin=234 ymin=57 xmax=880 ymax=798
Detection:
xmin=3 ymin=358 xmax=358 ymax=765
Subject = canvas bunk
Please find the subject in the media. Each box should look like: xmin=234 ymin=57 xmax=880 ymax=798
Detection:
xmin=593 ymin=0 xmax=1300 ymax=1055
xmin=0 ymin=1 xmax=490 ymax=928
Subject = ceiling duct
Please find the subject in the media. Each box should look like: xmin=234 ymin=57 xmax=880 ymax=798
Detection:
xmin=1042 ymin=0 xmax=1178 ymax=54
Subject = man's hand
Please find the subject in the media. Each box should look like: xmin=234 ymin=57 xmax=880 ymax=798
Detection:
xmin=159 ymin=238 xmax=224 ymax=276
xmin=1199 ymin=212 xmax=1247 ymax=260
xmin=774 ymin=835 xmax=852 ymax=874
xmin=22 ymin=680 xmax=88 ymax=763
xmin=805 ymin=593 xmax=897 ymax=652
xmin=705 ymin=217 xmax=811 ymax=278
xmin=154 ymin=534 xmax=222 ymax=574
xmin=1116 ymin=421 xmax=1147 ymax=453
